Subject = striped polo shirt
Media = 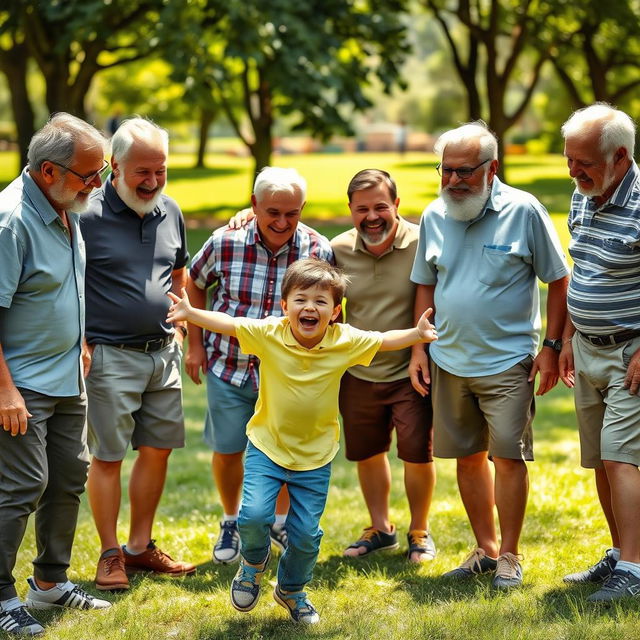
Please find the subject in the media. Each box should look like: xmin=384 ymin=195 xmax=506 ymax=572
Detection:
xmin=567 ymin=162 xmax=640 ymax=335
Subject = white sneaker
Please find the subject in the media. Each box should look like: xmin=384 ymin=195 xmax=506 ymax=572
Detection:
xmin=0 ymin=598 xmax=44 ymax=636
xmin=25 ymin=578 xmax=111 ymax=610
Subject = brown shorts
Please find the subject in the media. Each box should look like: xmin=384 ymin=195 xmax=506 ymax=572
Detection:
xmin=339 ymin=371 xmax=433 ymax=463
xmin=430 ymin=357 xmax=535 ymax=461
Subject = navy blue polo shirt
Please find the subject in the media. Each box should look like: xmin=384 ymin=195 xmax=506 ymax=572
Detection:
xmin=81 ymin=177 xmax=189 ymax=344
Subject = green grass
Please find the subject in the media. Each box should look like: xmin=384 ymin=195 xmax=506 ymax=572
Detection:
xmin=5 ymin=151 xmax=626 ymax=638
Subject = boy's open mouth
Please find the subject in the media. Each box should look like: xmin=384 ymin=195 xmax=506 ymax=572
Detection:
xmin=299 ymin=316 xmax=318 ymax=328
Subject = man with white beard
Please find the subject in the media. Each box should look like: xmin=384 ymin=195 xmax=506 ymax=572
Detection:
xmin=409 ymin=122 xmax=569 ymax=589
xmin=559 ymin=105 xmax=640 ymax=602
xmin=81 ymin=118 xmax=196 ymax=592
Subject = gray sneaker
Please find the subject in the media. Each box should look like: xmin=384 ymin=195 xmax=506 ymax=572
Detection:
xmin=213 ymin=520 xmax=241 ymax=564
xmin=492 ymin=552 xmax=523 ymax=589
xmin=230 ymin=553 xmax=270 ymax=612
xmin=587 ymin=569 xmax=640 ymax=602
xmin=442 ymin=548 xmax=497 ymax=579
xmin=25 ymin=579 xmax=111 ymax=610
xmin=273 ymin=585 xmax=320 ymax=624
xmin=563 ymin=550 xmax=617 ymax=584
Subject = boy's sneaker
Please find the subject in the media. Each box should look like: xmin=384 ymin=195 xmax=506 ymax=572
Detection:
xmin=442 ymin=548 xmax=497 ymax=579
xmin=0 ymin=599 xmax=44 ymax=636
xmin=587 ymin=569 xmax=640 ymax=602
xmin=563 ymin=550 xmax=617 ymax=584
xmin=273 ymin=585 xmax=320 ymax=624
xmin=407 ymin=530 xmax=436 ymax=563
xmin=492 ymin=552 xmax=523 ymax=589
xmin=214 ymin=520 xmax=241 ymax=564
xmin=269 ymin=523 xmax=288 ymax=552
xmin=123 ymin=540 xmax=196 ymax=576
xmin=25 ymin=578 xmax=111 ymax=610
xmin=230 ymin=553 xmax=270 ymax=612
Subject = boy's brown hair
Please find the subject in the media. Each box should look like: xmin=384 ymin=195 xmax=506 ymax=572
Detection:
xmin=281 ymin=258 xmax=348 ymax=306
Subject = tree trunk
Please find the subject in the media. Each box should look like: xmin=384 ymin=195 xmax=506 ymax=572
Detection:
xmin=249 ymin=134 xmax=272 ymax=192
xmin=0 ymin=43 xmax=35 ymax=172
xmin=195 ymin=107 xmax=216 ymax=169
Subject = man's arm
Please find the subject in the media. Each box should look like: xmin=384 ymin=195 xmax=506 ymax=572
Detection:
xmin=184 ymin=276 xmax=208 ymax=385
xmin=379 ymin=308 xmax=437 ymax=351
xmin=559 ymin=312 xmax=576 ymax=388
xmin=409 ymin=284 xmax=435 ymax=397
xmin=0 ymin=344 xmax=31 ymax=436
xmin=529 ymin=275 xmax=568 ymax=395
xmin=170 ymin=267 xmax=188 ymax=348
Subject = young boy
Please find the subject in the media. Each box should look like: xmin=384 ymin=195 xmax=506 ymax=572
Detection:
xmin=167 ymin=258 xmax=436 ymax=624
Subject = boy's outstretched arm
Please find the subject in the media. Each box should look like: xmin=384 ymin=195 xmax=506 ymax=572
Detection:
xmin=167 ymin=288 xmax=238 ymax=337
xmin=378 ymin=308 xmax=437 ymax=352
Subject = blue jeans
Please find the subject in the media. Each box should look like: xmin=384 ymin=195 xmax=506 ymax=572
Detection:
xmin=238 ymin=442 xmax=331 ymax=592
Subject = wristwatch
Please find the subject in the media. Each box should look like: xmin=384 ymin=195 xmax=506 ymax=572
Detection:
xmin=177 ymin=325 xmax=188 ymax=338
xmin=542 ymin=338 xmax=562 ymax=352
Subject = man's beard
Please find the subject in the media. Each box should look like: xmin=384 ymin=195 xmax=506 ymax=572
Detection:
xmin=440 ymin=174 xmax=491 ymax=222
xmin=49 ymin=182 xmax=90 ymax=214
xmin=573 ymin=161 xmax=616 ymax=199
xmin=116 ymin=180 xmax=164 ymax=215
xmin=357 ymin=216 xmax=396 ymax=248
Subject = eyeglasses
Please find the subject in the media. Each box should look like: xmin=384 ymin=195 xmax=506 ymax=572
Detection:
xmin=436 ymin=158 xmax=490 ymax=179
xmin=49 ymin=159 xmax=110 ymax=186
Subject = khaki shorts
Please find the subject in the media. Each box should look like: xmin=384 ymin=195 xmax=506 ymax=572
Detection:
xmin=339 ymin=371 xmax=433 ymax=463
xmin=430 ymin=357 xmax=535 ymax=460
xmin=86 ymin=342 xmax=185 ymax=461
xmin=573 ymin=333 xmax=640 ymax=468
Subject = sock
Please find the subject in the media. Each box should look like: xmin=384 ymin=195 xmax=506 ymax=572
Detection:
xmin=609 ymin=548 xmax=621 ymax=561
xmin=123 ymin=545 xmax=144 ymax=556
xmin=223 ymin=513 xmax=238 ymax=523
xmin=274 ymin=513 xmax=287 ymax=527
xmin=615 ymin=560 xmax=640 ymax=578
xmin=100 ymin=548 xmax=121 ymax=560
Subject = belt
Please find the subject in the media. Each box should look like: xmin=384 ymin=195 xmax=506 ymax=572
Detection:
xmin=114 ymin=335 xmax=174 ymax=353
xmin=579 ymin=329 xmax=640 ymax=346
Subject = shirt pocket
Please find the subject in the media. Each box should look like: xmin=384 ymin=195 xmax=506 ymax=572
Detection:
xmin=478 ymin=245 xmax=519 ymax=286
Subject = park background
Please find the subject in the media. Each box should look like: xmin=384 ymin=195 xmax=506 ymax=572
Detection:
xmin=1 ymin=0 xmax=640 ymax=638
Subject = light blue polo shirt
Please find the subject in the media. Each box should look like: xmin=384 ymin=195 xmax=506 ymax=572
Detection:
xmin=411 ymin=177 xmax=569 ymax=377
xmin=0 ymin=170 xmax=85 ymax=396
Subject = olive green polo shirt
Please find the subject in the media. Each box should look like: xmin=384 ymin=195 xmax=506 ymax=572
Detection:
xmin=331 ymin=216 xmax=419 ymax=382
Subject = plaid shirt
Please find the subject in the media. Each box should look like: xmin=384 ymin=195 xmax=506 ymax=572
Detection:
xmin=189 ymin=219 xmax=334 ymax=390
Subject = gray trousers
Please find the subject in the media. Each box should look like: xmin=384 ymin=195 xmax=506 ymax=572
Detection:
xmin=0 ymin=389 xmax=89 ymax=600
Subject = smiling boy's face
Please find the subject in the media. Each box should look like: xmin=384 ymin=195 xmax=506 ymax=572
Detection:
xmin=281 ymin=284 xmax=341 ymax=349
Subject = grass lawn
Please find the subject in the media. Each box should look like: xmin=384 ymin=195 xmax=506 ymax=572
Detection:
xmin=4 ymin=150 xmax=633 ymax=638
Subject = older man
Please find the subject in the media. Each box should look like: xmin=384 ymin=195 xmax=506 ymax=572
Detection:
xmin=410 ymin=122 xmax=569 ymax=588
xmin=82 ymin=118 xmax=195 ymax=591
xmin=333 ymin=169 xmax=436 ymax=563
xmin=559 ymin=105 xmax=640 ymax=601
xmin=186 ymin=167 xmax=333 ymax=563
xmin=0 ymin=114 xmax=111 ymax=636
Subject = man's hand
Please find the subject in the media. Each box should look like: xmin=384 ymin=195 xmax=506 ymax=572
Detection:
xmin=529 ymin=348 xmax=559 ymax=396
xmin=559 ymin=340 xmax=575 ymax=388
xmin=228 ymin=208 xmax=255 ymax=230
xmin=0 ymin=385 xmax=32 ymax=436
xmin=624 ymin=346 xmax=640 ymax=395
xmin=409 ymin=348 xmax=431 ymax=397
xmin=185 ymin=340 xmax=208 ymax=385
xmin=82 ymin=341 xmax=95 ymax=378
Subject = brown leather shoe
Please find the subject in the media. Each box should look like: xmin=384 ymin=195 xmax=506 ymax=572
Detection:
xmin=123 ymin=540 xmax=196 ymax=577
xmin=96 ymin=548 xmax=129 ymax=591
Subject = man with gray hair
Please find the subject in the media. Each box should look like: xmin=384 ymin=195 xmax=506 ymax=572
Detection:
xmin=410 ymin=121 xmax=569 ymax=588
xmin=186 ymin=167 xmax=333 ymax=563
xmin=81 ymin=117 xmax=195 ymax=591
xmin=559 ymin=104 xmax=640 ymax=601
xmin=0 ymin=113 xmax=111 ymax=636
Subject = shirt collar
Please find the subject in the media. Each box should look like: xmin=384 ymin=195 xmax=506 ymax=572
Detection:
xmin=104 ymin=175 xmax=166 ymax=217
xmin=247 ymin=218 xmax=302 ymax=253
xmin=22 ymin=168 xmax=62 ymax=226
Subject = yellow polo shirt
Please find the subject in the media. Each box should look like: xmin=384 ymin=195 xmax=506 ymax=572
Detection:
xmin=235 ymin=316 xmax=383 ymax=470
